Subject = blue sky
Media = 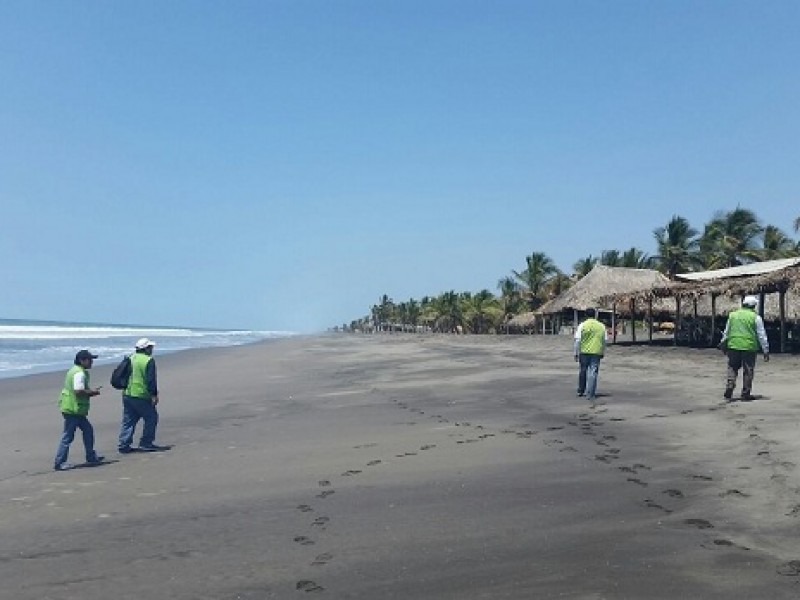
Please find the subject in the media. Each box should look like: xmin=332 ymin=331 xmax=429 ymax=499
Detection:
xmin=1 ymin=1 xmax=798 ymax=332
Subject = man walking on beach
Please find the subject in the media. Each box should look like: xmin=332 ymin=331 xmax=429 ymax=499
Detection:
xmin=721 ymin=296 xmax=769 ymax=401
xmin=118 ymin=338 xmax=167 ymax=453
xmin=574 ymin=308 xmax=607 ymax=405
xmin=54 ymin=350 xmax=104 ymax=470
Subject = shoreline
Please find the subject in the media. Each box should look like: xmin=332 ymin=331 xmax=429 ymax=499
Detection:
xmin=2 ymin=334 xmax=799 ymax=598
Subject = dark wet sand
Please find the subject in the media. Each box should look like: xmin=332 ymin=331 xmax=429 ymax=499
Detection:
xmin=2 ymin=334 xmax=800 ymax=599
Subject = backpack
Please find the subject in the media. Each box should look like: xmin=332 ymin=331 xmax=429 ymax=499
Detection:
xmin=110 ymin=356 xmax=132 ymax=390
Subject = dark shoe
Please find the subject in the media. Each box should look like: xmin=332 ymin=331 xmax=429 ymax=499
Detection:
xmin=577 ymin=392 xmax=585 ymax=397
xmin=138 ymin=443 xmax=169 ymax=452
xmin=723 ymin=389 xmax=733 ymax=400
xmin=54 ymin=462 xmax=75 ymax=471
xmin=741 ymin=394 xmax=755 ymax=401
xmin=118 ymin=446 xmax=134 ymax=454
xmin=86 ymin=455 xmax=105 ymax=464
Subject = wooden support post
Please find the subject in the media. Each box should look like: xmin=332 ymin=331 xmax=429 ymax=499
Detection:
xmin=573 ymin=309 xmax=579 ymax=332
xmin=674 ymin=296 xmax=681 ymax=346
xmin=710 ymin=293 xmax=717 ymax=347
xmin=780 ymin=289 xmax=787 ymax=353
xmin=630 ymin=298 xmax=637 ymax=343
xmin=693 ymin=297 xmax=698 ymax=347
xmin=759 ymin=292 xmax=766 ymax=319
xmin=611 ymin=303 xmax=617 ymax=344
xmin=648 ymin=297 xmax=653 ymax=344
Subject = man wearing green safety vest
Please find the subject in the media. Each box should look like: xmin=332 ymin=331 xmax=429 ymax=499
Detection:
xmin=118 ymin=338 xmax=168 ymax=453
xmin=720 ymin=295 xmax=769 ymax=401
xmin=54 ymin=350 xmax=105 ymax=470
xmin=573 ymin=308 xmax=607 ymax=406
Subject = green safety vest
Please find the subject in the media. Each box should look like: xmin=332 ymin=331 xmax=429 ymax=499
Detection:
xmin=124 ymin=352 xmax=153 ymax=399
xmin=580 ymin=318 xmax=606 ymax=356
xmin=726 ymin=308 xmax=759 ymax=352
xmin=59 ymin=365 xmax=90 ymax=415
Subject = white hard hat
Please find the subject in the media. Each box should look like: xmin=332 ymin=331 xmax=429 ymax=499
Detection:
xmin=135 ymin=337 xmax=156 ymax=349
xmin=742 ymin=295 xmax=758 ymax=307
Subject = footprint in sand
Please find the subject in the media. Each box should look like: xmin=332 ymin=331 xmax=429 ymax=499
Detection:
xmin=685 ymin=518 xmax=713 ymax=529
xmin=294 ymin=536 xmax=315 ymax=545
xmin=311 ymin=552 xmax=333 ymax=566
xmin=633 ymin=463 xmax=651 ymax=471
xmin=785 ymin=505 xmax=800 ymax=517
xmin=618 ymin=466 xmax=637 ymax=474
xmin=559 ymin=446 xmax=578 ymax=452
xmin=296 ymin=579 xmax=324 ymax=592
xmin=318 ymin=480 xmax=331 ymax=487
xmin=688 ymin=474 xmax=713 ymax=481
xmin=316 ymin=490 xmax=335 ymax=499
xmin=609 ymin=417 xmax=626 ymax=422
xmin=341 ymin=470 xmax=362 ymax=476
xmin=712 ymin=539 xmax=749 ymax=550
xmin=311 ymin=516 xmax=329 ymax=527
xmin=419 ymin=445 xmax=435 ymax=451
xmin=720 ymin=489 xmax=750 ymax=498
xmin=627 ymin=478 xmax=648 ymax=487
xmin=367 ymin=460 xmax=382 ymax=466
xmin=663 ymin=489 xmax=684 ymax=498
xmin=297 ymin=504 xmax=314 ymax=513
xmin=644 ymin=499 xmax=672 ymax=513
xmin=547 ymin=426 xmax=564 ymax=431
xmin=776 ymin=561 xmax=800 ymax=576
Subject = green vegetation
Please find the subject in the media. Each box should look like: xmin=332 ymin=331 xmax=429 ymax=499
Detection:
xmin=343 ymin=208 xmax=800 ymax=333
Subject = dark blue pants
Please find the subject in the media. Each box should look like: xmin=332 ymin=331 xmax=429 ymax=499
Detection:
xmin=577 ymin=354 xmax=602 ymax=398
xmin=55 ymin=414 xmax=97 ymax=467
xmin=118 ymin=396 xmax=159 ymax=450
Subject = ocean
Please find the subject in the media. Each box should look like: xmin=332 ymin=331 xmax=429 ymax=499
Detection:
xmin=0 ymin=318 xmax=295 ymax=379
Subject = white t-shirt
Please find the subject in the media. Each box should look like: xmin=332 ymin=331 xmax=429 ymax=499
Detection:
xmin=72 ymin=371 xmax=87 ymax=391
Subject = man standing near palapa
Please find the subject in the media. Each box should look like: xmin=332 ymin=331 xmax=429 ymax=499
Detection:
xmin=574 ymin=308 xmax=607 ymax=406
xmin=54 ymin=350 xmax=105 ymax=470
xmin=118 ymin=338 xmax=168 ymax=453
xmin=721 ymin=295 xmax=769 ymax=401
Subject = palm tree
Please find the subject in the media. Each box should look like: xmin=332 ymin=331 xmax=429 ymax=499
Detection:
xmin=699 ymin=207 xmax=763 ymax=268
xmin=760 ymin=225 xmax=798 ymax=260
xmin=572 ymin=255 xmax=597 ymax=278
xmin=496 ymin=276 xmax=522 ymax=319
xmin=794 ymin=217 xmax=800 ymax=232
xmin=512 ymin=252 xmax=559 ymax=308
xmin=653 ymin=215 xmax=700 ymax=278
xmin=463 ymin=289 xmax=502 ymax=334
xmin=600 ymin=250 xmax=621 ymax=267
xmin=621 ymin=247 xmax=651 ymax=268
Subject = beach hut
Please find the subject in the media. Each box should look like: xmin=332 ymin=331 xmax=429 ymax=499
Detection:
xmin=539 ymin=265 xmax=671 ymax=340
xmin=601 ymin=257 xmax=800 ymax=352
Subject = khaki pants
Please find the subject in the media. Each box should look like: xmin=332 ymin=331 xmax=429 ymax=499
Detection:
xmin=726 ymin=350 xmax=757 ymax=396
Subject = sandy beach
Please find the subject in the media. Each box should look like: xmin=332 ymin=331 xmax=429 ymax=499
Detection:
xmin=2 ymin=334 xmax=800 ymax=599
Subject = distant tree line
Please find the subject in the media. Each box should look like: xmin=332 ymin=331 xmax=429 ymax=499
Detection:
xmin=339 ymin=207 xmax=800 ymax=334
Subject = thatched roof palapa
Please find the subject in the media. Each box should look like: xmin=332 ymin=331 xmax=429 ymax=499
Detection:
xmin=539 ymin=265 xmax=670 ymax=315
xmin=597 ymin=258 xmax=800 ymax=322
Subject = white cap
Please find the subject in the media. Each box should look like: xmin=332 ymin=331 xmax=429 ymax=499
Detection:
xmin=135 ymin=337 xmax=156 ymax=349
xmin=742 ymin=295 xmax=758 ymax=307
